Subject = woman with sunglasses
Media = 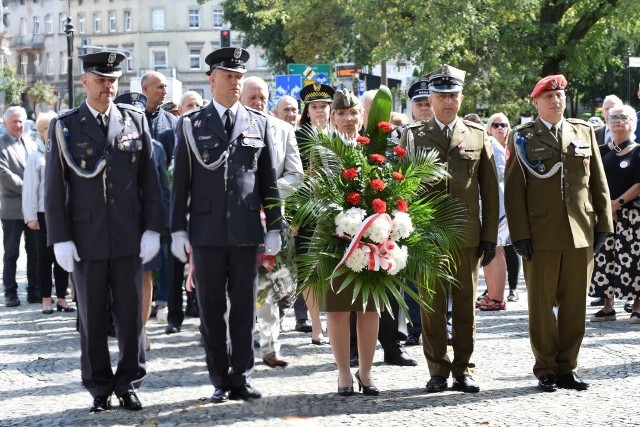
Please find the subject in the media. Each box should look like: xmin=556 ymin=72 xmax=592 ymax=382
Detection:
xmin=589 ymin=105 xmax=640 ymax=323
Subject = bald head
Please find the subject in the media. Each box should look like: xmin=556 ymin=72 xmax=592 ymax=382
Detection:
xmin=274 ymin=95 xmax=299 ymax=126
xmin=141 ymin=71 xmax=169 ymax=111
xmin=179 ymin=91 xmax=204 ymax=115
xmin=240 ymin=76 xmax=269 ymax=112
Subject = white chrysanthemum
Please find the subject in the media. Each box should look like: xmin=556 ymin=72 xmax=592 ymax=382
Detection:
xmin=335 ymin=208 xmax=368 ymax=237
xmin=365 ymin=216 xmax=393 ymax=244
xmin=390 ymin=211 xmax=414 ymax=241
xmin=387 ymin=244 xmax=408 ymax=275
xmin=345 ymin=246 xmax=369 ymax=272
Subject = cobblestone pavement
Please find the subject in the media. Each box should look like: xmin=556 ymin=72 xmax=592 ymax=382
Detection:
xmin=2 ymin=239 xmax=640 ymax=426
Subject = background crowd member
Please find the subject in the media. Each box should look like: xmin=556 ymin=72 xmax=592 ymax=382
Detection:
xmin=401 ymin=64 xmax=499 ymax=394
xmin=589 ymin=105 xmax=640 ymax=323
xmin=325 ymin=90 xmax=379 ymax=397
xmin=273 ymin=95 xmax=299 ymax=128
xmin=1 ymin=106 xmax=38 ymax=308
xmin=45 ymin=52 xmax=162 ymax=412
xmin=22 ymin=111 xmax=71 ymax=314
xmin=594 ymin=95 xmax=623 ymax=146
xmin=171 ymin=47 xmax=282 ymax=403
xmin=178 ymin=91 xmax=204 ymax=117
xmin=505 ymin=75 xmax=612 ymax=392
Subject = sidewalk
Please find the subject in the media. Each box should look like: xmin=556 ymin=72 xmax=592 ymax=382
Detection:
xmin=1 ymin=237 xmax=640 ymax=426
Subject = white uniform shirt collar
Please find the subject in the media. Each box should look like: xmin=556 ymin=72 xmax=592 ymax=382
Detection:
xmin=539 ymin=117 xmax=564 ymax=131
xmin=212 ymin=99 xmax=239 ymax=121
xmin=434 ymin=116 xmax=458 ymax=131
xmin=85 ymin=102 xmax=112 ymax=121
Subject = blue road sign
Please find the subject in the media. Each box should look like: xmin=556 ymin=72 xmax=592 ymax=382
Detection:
xmin=274 ymin=74 xmax=302 ymax=99
xmin=315 ymin=73 xmax=328 ymax=85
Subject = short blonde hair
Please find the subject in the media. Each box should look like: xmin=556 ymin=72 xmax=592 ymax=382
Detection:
xmin=608 ymin=105 xmax=637 ymax=140
xmin=35 ymin=111 xmax=57 ymax=134
xmin=485 ymin=112 xmax=510 ymax=135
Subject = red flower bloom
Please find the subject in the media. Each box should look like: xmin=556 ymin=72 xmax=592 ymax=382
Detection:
xmin=372 ymin=198 xmax=387 ymax=213
xmin=378 ymin=121 xmax=394 ymax=133
xmin=369 ymin=154 xmax=386 ymax=165
xmin=345 ymin=192 xmax=362 ymax=205
xmin=392 ymin=171 xmax=404 ymax=180
xmin=356 ymin=136 xmax=370 ymax=145
xmin=342 ymin=168 xmax=359 ymax=180
xmin=392 ymin=146 xmax=408 ymax=158
xmin=396 ymin=199 xmax=408 ymax=212
xmin=369 ymin=178 xmax=385 ymax=191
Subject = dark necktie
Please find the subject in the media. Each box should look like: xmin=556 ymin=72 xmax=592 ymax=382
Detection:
xmin=98 ymin=114 xmax=108 ymax=135
xmin=225 ymin=110 xmax=233 ymax=136
xmin=550 ymin=125 xmax=559 ymax=141
xmin=443 ymin=126 xmax=451 ymax=143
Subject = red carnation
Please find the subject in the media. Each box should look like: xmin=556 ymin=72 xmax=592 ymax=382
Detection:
xmin=392 ymin=171 xmax=404 ymax=180
xmin=345 ymin=192 xmax=362 ymax=205
xmin=378 ymin=122 xmax=394 ymax=133
xmin=372 ymin=198 xmax=387 ymax=213
xmin=396 ymin=199 xmax=408 ymax=212
xmin=342 ymin=168 xmax=359 ymax=180
xmin=369 ymin=178 xmax=385 ymax=191
xmin=369 ymin=154 xmax=386 ymax=165
xmin=356 ymin=136 xmax=371 ymax=145
xmin=392 ymin=146 xmax=408 ymax=158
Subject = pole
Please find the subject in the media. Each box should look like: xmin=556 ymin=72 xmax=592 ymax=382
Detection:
xmin=627 ymin=48 xmax=631 ymax=105
xmin=65 ymin=18 xmax=75 ymax=108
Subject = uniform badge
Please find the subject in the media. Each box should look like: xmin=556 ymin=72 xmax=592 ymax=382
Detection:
xmin=417 ymin=131 xmax=425 ymax=137
xmin=233 ymin=48 xmax=242 ymax=59
xmin=250 ymin=119 xmax=258 ymax=127
xmin=80 ymin=117 xmax=87 ymax=123
xmin=457 ymin=142 xmax=465 ymax=153
xmin=46 ymin=138 xmax=52 ymax=152
xmin=550 ymin=79 xmax=558 ymax=89
xmin=538 ymin=164 xmax=546 ymax=173
xmin=194 ymin=120 xmax=202 ymax=128
xmin=525 ymin=133 xmax=533 ymax=140
xmin=131 ymin=93 xmax=139 ymax=102
xmin=202 ymin=149 xmax=210 ymax=163
xmin=80 ymin=160 xmax=87 ymax=169
xmin=108 ymin=53 xmax=116 ymax=65
xmin=86 ymin=148 xmax=94 ymax=156
xmin=620 ymin=160 xmax=629 ymax=168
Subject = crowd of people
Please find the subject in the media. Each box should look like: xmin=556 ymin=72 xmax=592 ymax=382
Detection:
xmin=1 ymin=46 xmax=639 ymax=411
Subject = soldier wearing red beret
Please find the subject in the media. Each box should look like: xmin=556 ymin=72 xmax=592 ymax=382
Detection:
xmin=504 ymin=75 xmax=613 ymax=392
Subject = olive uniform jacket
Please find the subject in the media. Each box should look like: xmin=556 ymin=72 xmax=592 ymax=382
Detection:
xmin=44 ymin=102 xmax=163 ymax=260
xmin=170 ymin=103 xmax=282 ymax=246
xmin=504 ymin=118 xmax=613 ymax=249
xmin=400 ymin=117 xmax=499 ymax=248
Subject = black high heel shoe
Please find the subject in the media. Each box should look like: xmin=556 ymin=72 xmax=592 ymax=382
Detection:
xmin=337 ymin=376 xmax=354 ymax=396
xmin=57 ymin=302 xmax=76 ymax=312
xmin=355 ymin=370 xmax=379 ymax=396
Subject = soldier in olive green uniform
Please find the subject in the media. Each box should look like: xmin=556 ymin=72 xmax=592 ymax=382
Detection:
xmin=400 ymin=65 xmax=499 ymax=394
xmin=504 ymin=75 xmax=613 ymax=392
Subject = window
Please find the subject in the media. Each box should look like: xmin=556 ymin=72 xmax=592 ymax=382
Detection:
xmin=45 ymin=14 xmax=52 ymax=34
xmin=46 ymin=53 xmax=53 ymax=75
xmin=189 ymin=49 xmax=201 ymax=70
xmin=20 ymin=18 xmax=28 ymax=36
xmin=58 ymin=13 xmax=67 ymax=33
xmin=189 ymin=9 xmax=200 ymax=29
xmin=125 ymin=53 xmax=133 ymax=73
xmin=150 ymin=48 xmax=167 ymax=69
xmin=21 ymin=54 xmax=28 ymax=75
xmin=124 ymin=10 xmax=132 ymax=31
xmin=77 ymin=14 xmax=85 ymax=34
xmin=32 ymin=17 xmax=40 ymax=34
xmin=93 ymin=13 xmax=101 ymax=33
xmin=108 ymin=11 xmax=116 ymax=32
xmin=213 ymin=9 xmax=223 ymax=28
xmin=60 ymin=50 xmax=67 ymax=74
xmin=151 ymin=9 xmax=165 ymax=30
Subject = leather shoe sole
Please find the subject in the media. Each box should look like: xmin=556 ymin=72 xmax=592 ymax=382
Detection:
xmin=89 ymin=396 xmax=112 ymax=412
xmin=426 ymin=376 xmax=448 ymax=393
xmin=229 ymin=384 xmax=262 ymax=400
xmin=556 ymin=373 xmax=589 ymax=391
xmin=452 ymin=375 xmax=480 ymax=393
xmin=4 ymin=295 xmax=20 ymax=307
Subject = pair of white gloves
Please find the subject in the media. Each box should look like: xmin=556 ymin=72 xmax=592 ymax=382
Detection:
xmin=169 ymin=230 xmax=282 ymax=263
xmin=53 ymin=230 xmax=161 ymax=272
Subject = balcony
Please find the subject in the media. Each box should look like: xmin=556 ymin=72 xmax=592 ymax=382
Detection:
xmin=9 ymin=34 xmax=45 ymax=50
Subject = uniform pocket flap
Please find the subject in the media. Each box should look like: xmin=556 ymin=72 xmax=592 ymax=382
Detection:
xmin=527 ymin=147 xmax=553 ymax=161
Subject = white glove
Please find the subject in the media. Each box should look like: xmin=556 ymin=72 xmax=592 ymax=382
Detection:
xmin=53 ymin=241 xmax=80 ymax=273
xmin=171 ymin=231 xmax=191 ymax=263
xmin=140 ymin=230 xmax=161 ymax=264
xmin=264 ymin=230 xmax=282 ymax=256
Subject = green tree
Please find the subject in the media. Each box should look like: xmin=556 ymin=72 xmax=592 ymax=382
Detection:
xmin=0 ymin=64 xmax=27 ymax=107
xmin=27 ymin=81 xmax=58 ymax=111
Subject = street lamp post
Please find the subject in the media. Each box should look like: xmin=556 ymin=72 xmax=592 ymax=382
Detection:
xmin=64 ymin=17 xmax=75 ymax=108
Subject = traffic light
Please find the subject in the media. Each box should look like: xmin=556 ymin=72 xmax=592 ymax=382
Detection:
xmin=220 ymin=30 xmax=231 ymax=48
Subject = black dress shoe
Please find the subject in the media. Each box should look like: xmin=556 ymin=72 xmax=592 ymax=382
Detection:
xmin=590 ymin=297 xmax=605 ymax=306
xmin=338 ymin=376 xmax=355 ymax=396
xmin=537 ymin=373 xmax=557 ymax=392
xmin=4 ymin=294 xmax=20 ymax=307
xmin=426 ymin=376 xmax=448 ymax=393
xmin=624 ymin=301 xmax=633 ymax=313
xmin=118 ymin=391 xmax=142 ymax=410
xmin=165 ymin=323 xmax=181 ymax=334
xmin=355 ymin=370 xmax=379 ymax=396
xmin=229 ymin=384 xmax=262 ymax=400
xmin=556 ymin=372 xmax=589 ymax=391
xmin=384 ymin=350 xmax=418 ymax=366
xmin=27 ymin=293 xmax=41 ymax=304
xmin=295 ymin=319 xmax=312 ymax=333
xmin=452 ymin=375 xmax=480 ymax=393
xmin=211 ymin=387 xmax=229 ymax=403
xmin=57 ymin=302 xmax=75 ymax=312
xmin=405 ymin=333 xmax=421 ymax=346
xmin=89 ymin=395 xmax=112 ymax=412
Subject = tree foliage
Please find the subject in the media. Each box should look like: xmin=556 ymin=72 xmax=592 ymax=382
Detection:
xmin=0 ymin=64 xmax=27 ymax=107
xmin=28 ymin=81 xmax=58 ymax=107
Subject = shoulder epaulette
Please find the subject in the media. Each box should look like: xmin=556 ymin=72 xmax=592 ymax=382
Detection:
xmin=116 ymin=103 xmax=145 ymax=113
xmin=245 ymin=106 xmax=267 ymax=117
xmin=57 ymin=107 xmax=79 ymax=119
xmin=407 ymin=121 xmax=423 ymax=129
xmin=184 ymin=105 xmax=205 ymax=117
xmin=566 ymin=117 xmax=590 ymax=126
xmin=512 ymin=121 xmax=535 ymax=132
xmin=463 ymin=120 xmax=485 ymax=131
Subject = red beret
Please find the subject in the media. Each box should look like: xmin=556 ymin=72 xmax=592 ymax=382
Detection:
xmin=530 ymin=75 xmax=567 ymax=99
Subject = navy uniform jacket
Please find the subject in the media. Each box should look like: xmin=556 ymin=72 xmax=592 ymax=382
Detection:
xmin=171 ymin=103 xmax=282 ymax=246
xmin=44 ymin=101 xmax=163 ymax=260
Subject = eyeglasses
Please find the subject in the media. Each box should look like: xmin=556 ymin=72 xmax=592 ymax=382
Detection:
xmin=491 ymin=123 xmax=509 ymax=129
xmin=609 ymin=114 xmax=631 ymax=123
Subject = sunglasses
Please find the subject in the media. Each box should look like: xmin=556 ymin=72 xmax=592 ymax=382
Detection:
xmin=491 ymin=123 xmax=509 ymax=129
xmin=609 ymin=114 xmax=630 ymax=123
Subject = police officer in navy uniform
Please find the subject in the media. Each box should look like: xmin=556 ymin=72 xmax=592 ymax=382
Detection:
xmin=170 ymin=47 xmax=282 ymax=403
xmin=44 ymin=52 xmax=162 ymax=412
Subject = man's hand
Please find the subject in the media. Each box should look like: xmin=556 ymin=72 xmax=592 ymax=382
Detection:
xmin=140 ymin=230 xmax=161 ymax=264
xmin=26 ymin=220 xmax=40 ymax=230
xmin=512 ymin=239 xmax=532 ymax=261
xmin=478 ymin=241 xmax=497 ymax=267
xmin=593 ymin=232 xmax=609 ymax=254
xmin=264 ymin=230 xmax=282 ymax=256
xmin=171 ymin=231 xmax=191 ymax=263
xmin=53 ymin=241 xmax=80 ymax=272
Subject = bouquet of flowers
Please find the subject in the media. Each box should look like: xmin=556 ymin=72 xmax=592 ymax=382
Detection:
xmin=256 ymin=215 xmax=297 ymax=306
xmin=286 ymin=86 xmax=465 ymax=314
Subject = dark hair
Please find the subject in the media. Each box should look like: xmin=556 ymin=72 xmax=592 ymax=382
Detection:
xmin=463 ymin=113 xmax=483 ymax=124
